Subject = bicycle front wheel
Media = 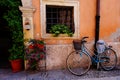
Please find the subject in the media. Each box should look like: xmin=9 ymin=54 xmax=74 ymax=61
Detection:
xmin=100 ymin=48 xmax=117 ymax=71
xmin=66 ymin=50 xmax=91 ymax=76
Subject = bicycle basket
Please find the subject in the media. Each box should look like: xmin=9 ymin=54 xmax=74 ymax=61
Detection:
xmin=73 ymin=40 xmax=81 ymax=50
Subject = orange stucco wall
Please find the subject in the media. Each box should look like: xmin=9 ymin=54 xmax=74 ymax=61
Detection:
xmin=32 ymin=0 xmax=120 ymax=42
xmin=32 ymin=0 xmax=97 ymax=43
xmin=100 ymin=0 xmax=120 ymax=40
xmin=32 ymin=0 xmax=41 ymax=38
xmin=79 ymin=0 xmax=96 ymax=41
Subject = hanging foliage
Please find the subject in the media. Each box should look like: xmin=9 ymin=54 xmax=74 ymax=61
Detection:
xmin=0 ymin=0 xmax=24 ymax=60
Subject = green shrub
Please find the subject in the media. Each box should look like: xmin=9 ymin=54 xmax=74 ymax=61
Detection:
xmin=0 ymin=0 xmax=24 ymax=60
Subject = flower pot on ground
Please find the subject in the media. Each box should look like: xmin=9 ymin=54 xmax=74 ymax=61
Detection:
xmin=10 ymin=59 xmax=23 ymax=72
xmin=8 ymin=44 xmax=24 ymax=73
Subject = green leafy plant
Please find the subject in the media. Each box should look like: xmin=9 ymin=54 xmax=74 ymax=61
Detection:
xmin=49 ymin=24 xmax=73 ymax=37
xmin=8 ymin=44 xmax=24 ymax=60
xmin=0 ymin=0 xmax=24 ymax=60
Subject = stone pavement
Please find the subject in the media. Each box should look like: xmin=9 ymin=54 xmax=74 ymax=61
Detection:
xmin=0 ymin=66 xmax=120 ymax=80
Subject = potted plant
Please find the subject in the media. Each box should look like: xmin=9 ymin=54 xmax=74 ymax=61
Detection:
xmin=8 ymin=44 xmax=24 ymax=72
xmin=49 ymin=24 xmax=73 ymax=37
xmin=25 ymin=39 xmax=46 ymax=71
xmin=1 ymin=0 xmax=24 ymax=72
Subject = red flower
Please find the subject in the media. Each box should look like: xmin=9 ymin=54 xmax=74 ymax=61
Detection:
xmin=28 ymin=44 xmax=34 ymax=49
xmin=37 ymin=44 xmax=44 ymax=49
xmin=40 ymin=54 xmax=44 ymax=59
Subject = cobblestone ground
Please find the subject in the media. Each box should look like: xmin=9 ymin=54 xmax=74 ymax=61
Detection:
xmin=0 ymin=66 xmax=120 ymax=80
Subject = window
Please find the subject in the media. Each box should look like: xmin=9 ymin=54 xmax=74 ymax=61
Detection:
xmin=46 ymin=5 xmax=74 ymax=33
xmin=41 ymin=0 xmax=80 ymax=38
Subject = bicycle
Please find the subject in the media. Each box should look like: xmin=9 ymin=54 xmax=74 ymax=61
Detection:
xmin=66 ymin=37 xmax=117 ymax=76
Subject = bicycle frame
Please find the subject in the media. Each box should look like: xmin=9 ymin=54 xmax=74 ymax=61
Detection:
xmin=80 ymin=41 xmax=105 ymax=64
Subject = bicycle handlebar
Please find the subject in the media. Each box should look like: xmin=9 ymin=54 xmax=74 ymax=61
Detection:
xmin=80 ymin=36 xmax=89 ymax=43
xmin=81 ymin=36 xmax=89 ymax=41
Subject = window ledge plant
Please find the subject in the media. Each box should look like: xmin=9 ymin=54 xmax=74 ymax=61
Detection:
xmin=49 ymin=24 xmax=73 ymax=37
xmin=25 ymin=39 xmax=46 ymax=70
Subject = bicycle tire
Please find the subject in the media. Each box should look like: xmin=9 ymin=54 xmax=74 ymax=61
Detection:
xmin=100 ymin=48 xmax=117 ymax=71
xmin=66 ymin=50 xmax=91 ymax=76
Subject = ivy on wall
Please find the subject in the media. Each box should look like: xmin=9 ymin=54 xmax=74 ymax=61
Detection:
xmin=0 ymin=0 xmax=24 ymax=60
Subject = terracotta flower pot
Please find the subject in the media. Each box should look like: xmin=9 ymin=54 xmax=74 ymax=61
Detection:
xmin=10 ymin=59 xmax=23 ymax=72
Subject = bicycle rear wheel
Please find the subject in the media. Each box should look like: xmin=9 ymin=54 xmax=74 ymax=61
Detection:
xmin=100 ymin=48 xmax=117 ymax=70
xmin=66 ymin=50 xmax=91 ymax=76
